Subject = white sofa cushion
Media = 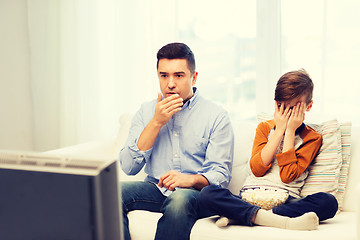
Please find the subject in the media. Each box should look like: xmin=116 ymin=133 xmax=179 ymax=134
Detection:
xmin=227 ymin=120 xmax=256 ymax=195
xmin=128 ymin=210 xmax=357 ymax=240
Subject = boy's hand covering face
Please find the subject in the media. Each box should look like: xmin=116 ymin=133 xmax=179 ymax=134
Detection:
xmin=287 ymin=102 xmax=306 ymax=131
xmin=274 ymin=101 xmax=306 ymax=133
xmin=274 ymin=101 xmax=291 ymax=133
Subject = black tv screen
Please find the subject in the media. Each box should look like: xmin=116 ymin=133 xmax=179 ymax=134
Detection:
xmin=0 ymin=151 xmax=123 ymax=240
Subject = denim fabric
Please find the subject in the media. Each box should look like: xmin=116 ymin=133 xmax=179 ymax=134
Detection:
xmin=198 ymin=185 xmax=338 ymax=226
xmin=121 ymin=181 xmax=213 ymax=240
xmin=199 ymin=185 xmax=260 ymax=226
xmin=272 ymin=192 xmax=338 ymax=221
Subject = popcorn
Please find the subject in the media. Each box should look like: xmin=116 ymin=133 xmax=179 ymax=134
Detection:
xmin=241 ymin=187 xmax=289 ymax=210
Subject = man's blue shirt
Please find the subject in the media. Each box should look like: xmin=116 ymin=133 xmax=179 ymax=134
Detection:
xmin=119 ymin=88 xmax=234 ymax=195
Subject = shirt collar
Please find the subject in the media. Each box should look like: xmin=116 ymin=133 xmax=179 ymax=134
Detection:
xmin=183 ymin=87 xmax=199 ymax=109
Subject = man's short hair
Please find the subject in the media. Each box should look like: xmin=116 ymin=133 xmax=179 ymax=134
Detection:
xmin=274 ymin=69 xmax=314 ymax=104
xmin=156 ymin=42 xmax=196 ymax=74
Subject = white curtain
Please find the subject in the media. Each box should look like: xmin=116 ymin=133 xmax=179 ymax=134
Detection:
xmin=0 ymin=0 xmax=34 ymax=151
xmin=280 ymin=0 xmax=360 ymax=123
xmin=26 ymin=0 xmax=360 ymax=151
xmin=27 ymin=0 xmax=178 ymax=150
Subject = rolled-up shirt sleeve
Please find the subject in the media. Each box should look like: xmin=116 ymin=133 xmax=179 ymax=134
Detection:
xmin=200 ymin=112 xmax=234 ymax=188
xmin=119 ymin=109 xmax=152 ymax=175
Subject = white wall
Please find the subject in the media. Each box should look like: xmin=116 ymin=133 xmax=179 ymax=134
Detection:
xmin=0 ymin=0 xmax=34 ymax=151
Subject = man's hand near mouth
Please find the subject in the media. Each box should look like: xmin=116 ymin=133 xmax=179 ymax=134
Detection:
xmin=136 ymin=92 xmax=183 ymax=151
xmin=154 ymin=92 xmax=183 ymax=126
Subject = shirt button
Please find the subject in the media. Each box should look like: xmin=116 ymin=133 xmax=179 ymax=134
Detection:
xmin=174 ymin=133 xmax=179 ymax=137
xmin=174 ymin=154 xmax=179 ymax=158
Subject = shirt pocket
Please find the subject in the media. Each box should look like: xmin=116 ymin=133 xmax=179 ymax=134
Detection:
xmin=182 ymin=136 xmax=209 ymax=158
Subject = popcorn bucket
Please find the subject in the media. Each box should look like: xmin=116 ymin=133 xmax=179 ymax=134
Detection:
xmin=240 ymin=186 xmax=289 ymax=210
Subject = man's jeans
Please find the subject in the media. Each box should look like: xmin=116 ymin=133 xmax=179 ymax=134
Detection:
xmin=121 ymin=181 xmax=213 ymax=240
xmin=199 ymin=185 xmax=338 ymax=226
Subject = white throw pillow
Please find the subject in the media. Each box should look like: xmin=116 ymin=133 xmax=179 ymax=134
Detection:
xmin=301 ymin=119 xmax=343 ymax=198
xmin=335 ymin=122 xmax=352 ymax=210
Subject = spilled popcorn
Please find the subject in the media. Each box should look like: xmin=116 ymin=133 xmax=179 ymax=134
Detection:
xmin=241 ymin=187 xmax=289 ymax=210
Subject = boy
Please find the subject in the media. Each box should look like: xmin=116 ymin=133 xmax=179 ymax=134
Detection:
xmin=198 ymin=69 xmax=338 ymax=230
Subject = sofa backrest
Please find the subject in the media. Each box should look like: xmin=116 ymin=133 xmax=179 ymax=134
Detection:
xmin=227 ymin=120 xmax=256 ymax=195
xmin=117 ymin=114 xmax=358 ymax=212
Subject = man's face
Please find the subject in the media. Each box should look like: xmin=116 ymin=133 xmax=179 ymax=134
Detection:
xmin=157 ymin=58 xmax=198 ymax=102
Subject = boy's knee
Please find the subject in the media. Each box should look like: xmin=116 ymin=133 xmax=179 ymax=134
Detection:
xmin=323 ymin=192 xmax=338 ymax=213
xmin=198 ymin=185 xmax=222 ymax=209
xmin=200 ymin=184 xmax=219 ymax=197
xmin=314 ymin=192 xmax=338 ymax=219
xmin=318 ymin=192 xmax=338 ymax=208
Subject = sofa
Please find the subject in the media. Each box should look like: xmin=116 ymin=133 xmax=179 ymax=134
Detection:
xmin=49 ymin=114 xmax=360 ymax=240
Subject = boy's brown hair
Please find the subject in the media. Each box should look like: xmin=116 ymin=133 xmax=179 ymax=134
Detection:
xmin=274 ymin=69 xmax=314 ymax=104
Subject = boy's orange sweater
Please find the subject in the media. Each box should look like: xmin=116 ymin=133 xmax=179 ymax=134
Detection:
xmin=243 ymin=120 xmax=322 ymax=198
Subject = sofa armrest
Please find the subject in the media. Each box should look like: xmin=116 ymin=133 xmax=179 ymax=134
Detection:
xmin=46 ymin=140 xmax=119 ymax=159
xmin=46 ymin=140 xmax=146 ymax=182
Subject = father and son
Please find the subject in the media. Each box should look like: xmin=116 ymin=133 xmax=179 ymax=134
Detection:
xmin=119 ymin=42 xmax=338 ymax=240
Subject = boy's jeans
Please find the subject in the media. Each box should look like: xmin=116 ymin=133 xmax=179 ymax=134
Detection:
xmin=199 ymin=184 xmax=338 ymax=226
xmin=121 ymin=181 xmax=213 ymax=240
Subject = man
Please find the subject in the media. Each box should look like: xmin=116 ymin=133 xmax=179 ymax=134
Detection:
xmin=119 ymin=42 xmax=234 ymax=240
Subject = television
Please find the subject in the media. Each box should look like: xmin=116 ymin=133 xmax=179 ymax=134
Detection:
xmin=0 ymin=150 xmax=123 ymax=240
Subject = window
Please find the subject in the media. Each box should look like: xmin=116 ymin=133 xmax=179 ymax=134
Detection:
xmin=281 ymin=0 xmax=360 ymax=123
xmin=176 ymin=0 xmax=257 ymax=120
xmin=26 ymin=0 xmax=359 ymax=150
